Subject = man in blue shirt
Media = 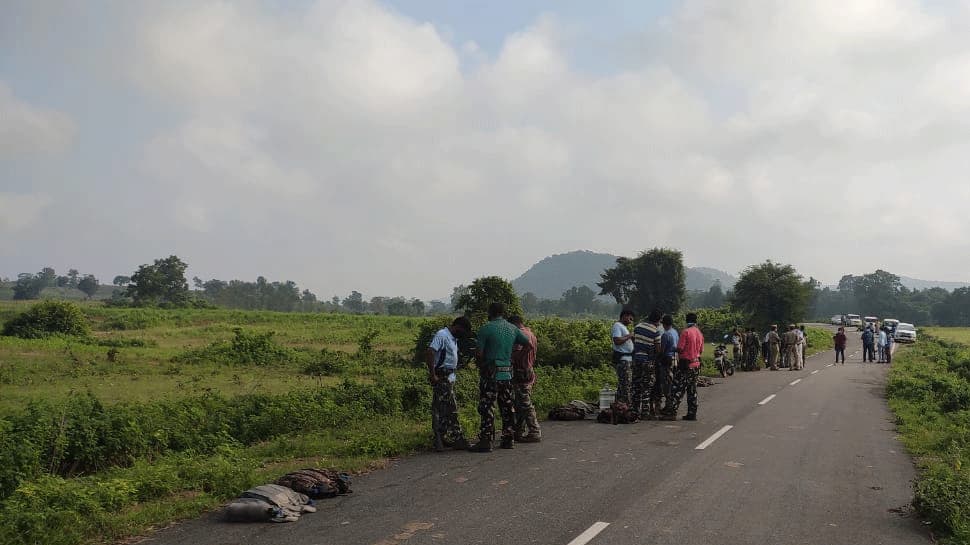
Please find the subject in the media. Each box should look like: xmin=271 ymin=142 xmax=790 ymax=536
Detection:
xmin=654 ymin=314 xmax=679 ymax=413
xmin=426 ymin=316 xmax=472 ymax=452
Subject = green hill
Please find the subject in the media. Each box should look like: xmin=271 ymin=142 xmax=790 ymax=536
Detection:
xmin=511 ymin=250 xmax=737 ymax=300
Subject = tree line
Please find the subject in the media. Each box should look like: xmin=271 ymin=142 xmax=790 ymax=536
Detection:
xmin=10 ymin=267 xmax=101 ymax=300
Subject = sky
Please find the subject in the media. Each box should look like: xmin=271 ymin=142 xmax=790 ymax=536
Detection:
xmin=2 ymin=0 xmax=970 ymax=302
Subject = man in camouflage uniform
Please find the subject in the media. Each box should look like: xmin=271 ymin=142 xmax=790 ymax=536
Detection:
xmin=632 ymin=309 xmax=663 ymax=419
xmin=765 ymin=324 xmax=781 ymax=370
xmin=470 ymin=302 xmax=531 ymax=452
xmin=509 ymin=315 xmax=541 ymax=442
xmin=661 ymin=313 xmax=704 ymax=421
xmin=426 ymin=316 xmax=473 ymax=451
xmin=744 ymin=327 xmax=761 ymax=371
xmin=783 ymin=324 xmax=801 ymax=370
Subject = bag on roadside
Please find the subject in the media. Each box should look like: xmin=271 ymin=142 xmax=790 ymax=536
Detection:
xmin=276 ymin=468 xmax=352 ymax=499
xmin=225 ymin=484 xmax=316 ymax=523
xmin=547 ymin=400 xmax=597 ymax=421
xmin=597 ymin=401 xmax=638 ymax=424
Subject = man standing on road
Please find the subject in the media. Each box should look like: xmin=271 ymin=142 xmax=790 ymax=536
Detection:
xmin=882 ymin=327 xmax=894 ymax=364
xmin=661 ymin=312 xmax=704 ymax=421
xmin=861 ymin=326 xmax=875 ymax=362
xmin=509 ymin=315 xmax=541 ymax=443
xmin=877 ymin=327 xmax=888 ymax=363
xmin=745 ymin=327 xmax=761 ymax=371
xmin=796 ymin=325 xmax=807 ymax=369
xmin=833 ymin=327 xmax=847 ymax=364
xmin=765 ymin=325 xmax=781 ymax=370
xmin=655 ymin=314 xmax=678 ymax=414
xmin=731 ymin=327 xmax=743 ymax=371
xmin=783 ymin=324 xmax=801 ymax=371
xmin=611 ymin=309 xmax=636 ymax=404
xmin=470 ymin=303 xmax=531 ymax=452
xmin=426 ymin=316 xmax=472 ymax=452
xmin=632 ymin=309 xmax=663 ymax=419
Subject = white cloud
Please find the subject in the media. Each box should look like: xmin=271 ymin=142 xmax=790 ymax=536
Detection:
xmin=5 ymin=0 xmax=970 ymax=296
xmin=0 ymin=83 xmax=74 ymax=158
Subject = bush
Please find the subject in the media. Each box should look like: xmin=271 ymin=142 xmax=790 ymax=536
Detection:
xmin=173 ymin=328 xmax=296 ymax=366
xmin=1 ymin=300 xmax=91 ymax=339
xmin=302 ymin=348 xmax=353 ymax=376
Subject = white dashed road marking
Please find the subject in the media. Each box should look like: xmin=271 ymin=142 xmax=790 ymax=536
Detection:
xmin=696 ymin=425 xmax=734 ymax=450
xmin=566 ymin=522 xmax=610 ymax=545
xmin=789 ymin=379 xmax=802 ymax=386
xmin=811 ymin=370 xmax=819 ymax=375
xmin=758 ymin=394 xmax=777 ymax=406
xmin=826 ymin=364 xmax=834 ymax=368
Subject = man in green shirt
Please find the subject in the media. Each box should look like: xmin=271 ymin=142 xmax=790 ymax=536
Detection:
xmin=469 ymin=302 xmax=531 ymax=452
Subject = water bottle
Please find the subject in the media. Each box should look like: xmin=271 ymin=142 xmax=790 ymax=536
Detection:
xmin=599 ymin=385 xmax=616 ymax=410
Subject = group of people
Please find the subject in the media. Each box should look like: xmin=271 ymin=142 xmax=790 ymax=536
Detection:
xmin=425 ymin=303 xmax=542 ymax=453
xmin=860 ymin=324 xmax=894 ymax=363
xmin=610 ymin=309 xmax=705 ymax=421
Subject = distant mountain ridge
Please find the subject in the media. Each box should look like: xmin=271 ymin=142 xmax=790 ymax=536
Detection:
xmin=898 ymin=276 xmax=970 ymax=291
xmin=511 ymin=250 xmax=737 ymax=300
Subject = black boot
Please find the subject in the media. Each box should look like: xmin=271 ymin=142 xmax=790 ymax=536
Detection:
xmin=468 ymin=438 xmax=493 ymax=453
xmin=500 ymin=436 xmax=514 ymax=449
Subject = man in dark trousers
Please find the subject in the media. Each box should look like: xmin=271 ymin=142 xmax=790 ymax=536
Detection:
xmin=861 ymin=325 xmax=875 ymax=362
xmin=426 ymin=316 xmax=473 ymax=451
xmin=509 ymin=315 xmax=541 ymax=442
xmin=469 ymin=302 xmax=531 ymax=452
xmin=833 ymin=327 xmax=847 ymax=364
xmin=661 ymin=312 xmax=704 ymax=421
xmin=632 ymin=309 xmax=663 ymax=419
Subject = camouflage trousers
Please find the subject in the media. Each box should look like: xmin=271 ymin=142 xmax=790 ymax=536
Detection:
xmin=630 ymin=360 xmax=656 ymax=416
xmin=612 ymin=353 xmax=632 ymax=403
xmin=513 ymin=383 xmax=541 ymax=437
xmin=652 ymin=356 xmax=674 ymax=406
xmin=478 ymin=377 xmax=515 ymax=441
xmin=664 ymin=362 xmax=699 ymax=416
xmin=431 ymin=378 xmax=465 ymax=443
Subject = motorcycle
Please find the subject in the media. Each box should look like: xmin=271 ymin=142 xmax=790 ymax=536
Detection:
xmin=714 ymin=342 xmax=734 ymax=377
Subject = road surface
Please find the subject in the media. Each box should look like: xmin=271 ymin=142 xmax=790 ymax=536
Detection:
xmin=145 ymin=327 xmax=928 ymax=545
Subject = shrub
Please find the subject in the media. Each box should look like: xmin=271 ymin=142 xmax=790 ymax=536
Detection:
xmin=302 ymin=348 xmax=353 ymax=376
xmin=173 ymin=328 xmax=295 ymax=366
xmin=102 ymin=309 xmax=163 ymax=330
xmin=1 ymin=300 xmax=91 ymax=339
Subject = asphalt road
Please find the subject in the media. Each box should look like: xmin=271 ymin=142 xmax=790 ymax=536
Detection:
xmin=145 ymin=326 xmax=929 ymax=545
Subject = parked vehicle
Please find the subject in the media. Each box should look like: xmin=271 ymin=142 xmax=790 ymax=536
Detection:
xmin=863 ymin=316 xmax=879 ymax=331
xmin=846 ymin=314 xmax=862 ymax=327
xmin=883 ymin=319 xmax=900 ymax=334
xmin=894 ymin=323 xmax=917 ymax=343
xmin=830 ymin=315 xmax=843 ymax=325
xmin=714 ymin=341 xmax=735 ymax=377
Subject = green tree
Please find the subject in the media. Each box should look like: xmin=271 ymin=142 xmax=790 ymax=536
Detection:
xmin=342 ymin=291 xmax=365 ymax=313
xmin=112 ymin=275 xmax=131 ymax=287
xmin=562 ymin=285 xmax=597 ymax=314
xmin=125 ymin=255 xmax=190 ymax=306
xmin=729 ymin=261 xmax=811 ymax=330
xmin=853 ymin=270 xmax=901 ymax=317
xmin=77 ymin=274 xmax=99 ymax=299
xmin=67 ymin=269 xmax=80 ymax=288
xmin=12 ymin=273 xmax=43 ymax=300
xmin=597 ymin=248 xmax=686 ymax=316
xmin=932 ymin=287 xmax=970 ymax=326
xmin=454 ymin=276 xmax=522 ymax=322
xmin=520 ymin=292 xmax=540 ymax=313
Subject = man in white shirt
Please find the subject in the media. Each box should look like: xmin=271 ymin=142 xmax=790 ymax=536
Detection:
xmin=877 ymin=328 xmax=888 ymax=363
xmin=611 ymin=309 xmax=635 ymax=404
xmin=426 ymin=316 xmax=472 ymax=451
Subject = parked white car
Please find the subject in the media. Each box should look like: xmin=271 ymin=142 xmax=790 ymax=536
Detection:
xmin=830 ymin=315 xmax=843 ymax=325
xmin=894 ymin=323 xmax=917 ymax=343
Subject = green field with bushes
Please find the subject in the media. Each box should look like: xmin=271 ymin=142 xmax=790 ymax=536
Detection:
xmin=0 ymin=300 xmax=827 ymax=544
xmin=887 ymin=330 xmax=970 ymax=544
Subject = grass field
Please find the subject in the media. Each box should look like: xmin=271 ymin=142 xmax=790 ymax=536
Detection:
xmin=921 ymin=327 xmax=970 ymax=345
xmin=0 ymin=300 xmax=836 ymax=545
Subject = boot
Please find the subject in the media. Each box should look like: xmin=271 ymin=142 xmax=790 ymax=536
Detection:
xmin=500 ymin=436 xmax=515 ymax=449
xmin=451 ymin=437 xmax=469 ymax=450
xmin=468 ymin=437 xmax=493 ymax=453
xmin=658 ymin=412 xmax=677 ymax=421
xmin=682 ymin=413 xmax=697 ymax=421
xmin=519 ymin=434 xmax=541 ymax=443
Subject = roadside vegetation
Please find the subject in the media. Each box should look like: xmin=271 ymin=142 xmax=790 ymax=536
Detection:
xmin=0 ymin=283 xmax=832 ymax=544
xmin=887 ymin=330 xmax=970 ymax=544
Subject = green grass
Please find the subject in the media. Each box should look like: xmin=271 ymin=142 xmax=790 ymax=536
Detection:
xmin=887 ymin=330 xmax=970 ymax=544
xmin=923 ymin=327 xmax=970 ymax=346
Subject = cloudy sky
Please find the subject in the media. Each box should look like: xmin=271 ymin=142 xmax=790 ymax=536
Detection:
xmin=2 ymin=0 xmax=970 ymax=301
